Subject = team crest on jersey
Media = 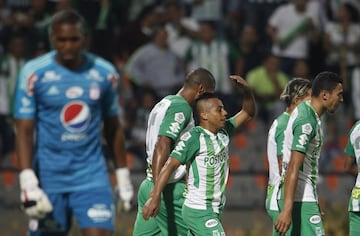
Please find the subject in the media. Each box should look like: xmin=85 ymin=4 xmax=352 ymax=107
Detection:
xmin=174 ymin=112 xmax=185 ymax=123
xmin=89 ymin=83 xmax=100 ymax=100
xmin=66 ymin=86 xmax=84 ymax=99
xmin=61 ymin=101 xmax=91 ymax=133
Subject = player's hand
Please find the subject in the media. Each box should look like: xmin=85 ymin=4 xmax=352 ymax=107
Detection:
xmin=229 ymin=75 xmax=251 ymax=90
xmin=274 ymin=210 xmax=291 ymax=234
xmin=142 ymin=194 xmax=161 ymax=220
xmin=19 ymin=169 xmax=53 ymax=219
xmin=116 ymin=168 xmax=134 ymax=212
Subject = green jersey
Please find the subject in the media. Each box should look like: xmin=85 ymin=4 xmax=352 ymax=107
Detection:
xmin=145 ymin=95 xmax=194 ymax=183
xmin=170 ymin=118 xmax=236 ymax=213
xmin=344 ymin=121 xmax=360 ymax=212
xmin=267 ymin=112 xmax=290 ymax=211
xmin=282 ymin=101 xmax=323 ymax=202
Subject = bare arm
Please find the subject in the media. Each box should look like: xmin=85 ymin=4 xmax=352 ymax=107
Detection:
xmin=103 ymin=116 xmax=127 ymax=168
xmin=275 ymin=150 xmax=305 ymax=234
xmin=15 ymin=119 xmax=35 ymax=170
xmin=344 ymin=156 xmax=357 ymax=177
xmin=152 ymin=136 xmax=173 ymax=184
xmin=229 ymin=75 xmax=256 ymax=128
xmin=278 ymin=155 xmax=283 ymax=176
xmin=142 ymin=157 xmax=181 ymax=220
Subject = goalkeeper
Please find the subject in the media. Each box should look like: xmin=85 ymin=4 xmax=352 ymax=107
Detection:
xmin=13 ymin=9 xmax=133 ymax=236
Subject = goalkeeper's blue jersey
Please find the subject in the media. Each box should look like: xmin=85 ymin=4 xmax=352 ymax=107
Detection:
xmin=14 ymin=51 xmax=119 ymax=193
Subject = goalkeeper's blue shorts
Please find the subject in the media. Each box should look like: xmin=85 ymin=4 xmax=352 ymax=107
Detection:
xmin=27 ymin=186 xmax=115 ymax=236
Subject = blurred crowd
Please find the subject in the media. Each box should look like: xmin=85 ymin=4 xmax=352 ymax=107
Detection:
xmin=1 ymin=0 xmax=360 ymax=170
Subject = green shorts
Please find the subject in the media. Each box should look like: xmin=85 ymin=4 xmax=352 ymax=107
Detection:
xmin=349 ymin=211 xmax=360 ymax=236
xmin=278 ymin=200 xmax=324 ymax=236
xmin=182 ymin=204 xmax=224 ymax=236
xmin=133 ymin=178 xmax=187 ymax=236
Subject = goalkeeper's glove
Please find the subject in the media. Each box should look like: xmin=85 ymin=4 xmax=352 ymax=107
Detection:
xmin=116 ymin=168 xmax=134 ymax=212
xmin=19 ymin=169 xmax=53 ymax=219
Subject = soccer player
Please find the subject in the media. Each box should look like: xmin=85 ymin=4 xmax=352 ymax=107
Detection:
xmin=275 ymin=71 xmax=343 ymax=235
xmin=266 ymin=78 xmax=312 ymax=235
xmin=13 ymin=9 xmax=133 ymax=236
xmin=142 ymin=76 xmax=256 ymax=236
xmin=344 ymin=120 xmax=360 ymax=236
xmin=133 ymin=68 xmax=216 ymax=235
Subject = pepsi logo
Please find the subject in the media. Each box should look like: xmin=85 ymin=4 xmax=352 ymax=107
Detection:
xmin=61 ymin=101 xmax=91 ymax=132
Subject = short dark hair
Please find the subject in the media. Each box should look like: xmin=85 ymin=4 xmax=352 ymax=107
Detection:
xmin=311 ymin=71 xmax=342 ymax=97
xmin=184 ymin=68 xmax=216 ymax=92
xmin=280 ymin=78 xmax=312 ymax=106
xmin=194 ymin=92 xmax=218 ymax=124
xmin=48 ymin=9 xmax=86 ymax=35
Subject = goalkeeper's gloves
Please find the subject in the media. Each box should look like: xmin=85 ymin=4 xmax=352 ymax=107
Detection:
xmin=19 ymin=169 xmax=53 ymax=219
xmin=116 ymin=168 xmax=134 ymax=212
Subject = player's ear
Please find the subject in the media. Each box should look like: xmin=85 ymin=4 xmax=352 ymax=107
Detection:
xmin=322 ymin=90 xmax=328 ymax=101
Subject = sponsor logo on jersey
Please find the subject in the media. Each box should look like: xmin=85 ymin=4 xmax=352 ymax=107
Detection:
xmin=205 ymin=219 xmax=218 ymax=228
xmin=218 ymin=132 xmax=229 ymax=145
xmin=315 ymin=227 xmax=324 ymax=236
xmin=66 ymin=86 xmax=83 ymax=99
xmin=87 ymin=204 xmax=112 ymax=222
xmin=87 ymin=69 xmax=104 ymax=82
xmin=168 ymin=122 xmax=181 ymax=134
xmin=27 ymin=74 xmax=38 ymax=96
xmin=309 ymin=215 xmax=321 ymax=224
xmin=180 ymin=132 xmax=191 ymax=141
xmin=174 ymin=112 xmax=185 ymax=123
xmin=41 ymin=71 xmax=61 ymax=82
xmin=90 ymin=83 xmax=100 ymax=100
xmin=47 ymin=86 xmax=59 ymax=95
xmin=302 ymin=123 xmax=312 ymax=135
xmin=296 ymin=134 xmax=308 ymax=149
xmin=61 ymin=101 xmax=91 ymax=133
xmin=19 ymin=97 xmax=34 ymax=113
xmin=204 ymin=150 xmax=228 ymax=167
xmin=173 ymin=141 xmax=185 ymax=154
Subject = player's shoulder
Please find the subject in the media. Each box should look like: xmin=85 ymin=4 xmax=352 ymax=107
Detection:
xmin=86 ymin=52 xmax=118 ymax=74
xmin=22 ymin=51 xmax=55 ymax=73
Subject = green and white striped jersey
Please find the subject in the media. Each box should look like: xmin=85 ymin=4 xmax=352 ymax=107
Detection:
xmin=267 ymin=112 xmax=290 ymax=210
xmin=281 ymin=101 xmax=323 ymax=202
xmin=344 ymin=121 xmax=360 ymax=212
xmin=146 ymin=95 xmax=194 ymax=183
xmin=170 ymin=118 xmax=236 ymax=213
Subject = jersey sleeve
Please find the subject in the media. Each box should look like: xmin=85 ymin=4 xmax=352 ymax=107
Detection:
xmin=13 ymin=65 xmax=37 ymax=119
xmin=158 ymin=102 xmax=192 ymax=141
xmin=291 ymin=118 xmax=315 ymax=153
xmin=224 ymin=117 xmax=237 ymax=138
xmin=170 ymin=130 xmax=199 ymax=165
xmin=102 ymin=65 xmax=120 ymax=117
xmin=344 ymin=122 xmax=360 ymax=158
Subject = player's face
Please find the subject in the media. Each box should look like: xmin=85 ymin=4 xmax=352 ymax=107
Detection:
xmin=206 ymin=98 xmax=228 ymax=130
xmin=325 ymin=83 xmax=343 ymax=113
xmin=51 ymin=22 xmax=85 ymax=67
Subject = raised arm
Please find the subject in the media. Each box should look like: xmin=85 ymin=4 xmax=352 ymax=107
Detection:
xmin=229 ymin=75 xmax=256 ymax=128
xmin=142 ymin=157 xmax=181 ymax=220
